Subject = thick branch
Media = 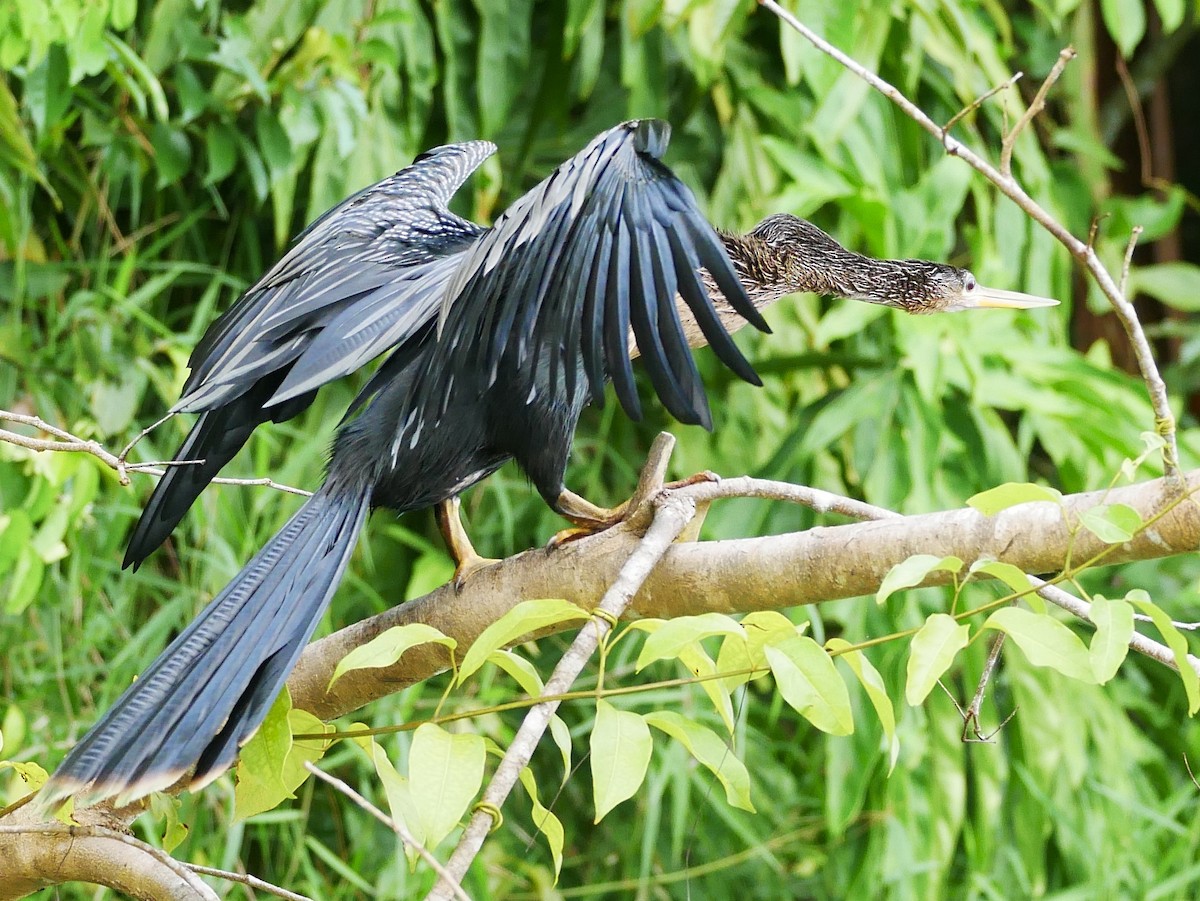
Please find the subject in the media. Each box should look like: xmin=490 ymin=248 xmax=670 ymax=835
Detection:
xmin=0 ymin=810 xmax=217 ymax=901
xmin=289 ymin=469 xmax=1200 ymax=720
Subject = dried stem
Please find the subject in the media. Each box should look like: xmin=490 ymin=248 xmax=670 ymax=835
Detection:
xmin=943 ymin=72 xmax=1023 ymax=137
xmin=757 ymin=0 xmax=1180 ymax=481
xmin=0 ymin=409 xmax=311 ymax=497
xmin=1001 ymin=46 xmax=1077 ymax=175
xmin=185 ymin=864 xmax=314 ymax=901
xmin=303 ymin=762 xmax=471 ymax=901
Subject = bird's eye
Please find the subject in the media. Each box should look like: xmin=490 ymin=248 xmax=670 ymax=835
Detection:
xmin=964 ymin=274 xmax=977 ymax=292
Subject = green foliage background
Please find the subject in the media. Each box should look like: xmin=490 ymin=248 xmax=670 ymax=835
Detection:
xmin=2 ymin=0 xmax=1200 ymax=897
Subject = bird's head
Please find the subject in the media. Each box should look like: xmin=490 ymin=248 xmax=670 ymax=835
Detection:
xmin=745 ymin=213 xmax=1059 ymax=314
xmin=888 ymin=261 xmax=1061 ymax=314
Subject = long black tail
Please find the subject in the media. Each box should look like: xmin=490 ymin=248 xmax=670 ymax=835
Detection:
xmin=44 ymin=483 xmax=370 ymax=808
xmin=124 ymin=375 xmax=316 ymax=570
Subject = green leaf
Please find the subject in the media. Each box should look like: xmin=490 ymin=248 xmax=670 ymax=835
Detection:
xmin=906 ymin=614 xmax=970 ymax=704
xmin=984 ymin=608 xmax=1096 ymax=683
xmin=967 ymin=482 xmax=1063 ymax=515
xmin=458 ymin=599 xmax=588 ymax=683
xmin=827 ymin=639 xmax=898 ymax=772
xmin=149 ymin=123 xmax=191 ymax=188
xmin=518 ymin=767 xmax=565 ymax=878
xmin=1089 ymin=595 xmax=1134 ymax=684
xmin=716 ymin=611 xmax=799 ymax=690
xmin=676 ymin=641 xmax=735 ymax=732
xmin=765 ymin=636 xmax=854 ymax=735
xmin=409 ymin=723 xmax=487 ymax=850
xmin=634 ymin=612 xmax=744 ymax=670
xmin=1078 ymin=504 xmax=1142 ymax=544
xmin=150 ymin=794 xmax=189 ymax=853
xmin=352 ymin=729 xmax=422 ymax=860
xmin=235 ymin=690 xmax=295 ymax=820
xmin=0 ymin=759 xmax=48 ymax=791
xmin=1127 ymin=593 xmax=1200 ymax=713
xmin=329 ymin=623 xmax=455 ymax=688
xmin=1129 ymin=262 xmax=1200 ymax=311
xmin=1100 ymin=0 xmax=1146 ymax=56
xmin=876 ymin=554 xmax=963 ymax=605
xmin=591 ymin=699 xmax=652 ymax=822
xmin=967 ymin=559 xmax=1033 ymax=596
xmin=204 ymin=122 xmax=239 ymax=185
xmin=644 ymin=711 xmax=754 ymax=811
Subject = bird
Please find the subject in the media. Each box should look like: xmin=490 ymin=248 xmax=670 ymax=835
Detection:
xmin=42 ymin=119 xmax=1056 ymax=809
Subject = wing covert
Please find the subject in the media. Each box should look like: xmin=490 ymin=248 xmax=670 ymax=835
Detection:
xmin=401 ymin=119 xmax=767 ymax=448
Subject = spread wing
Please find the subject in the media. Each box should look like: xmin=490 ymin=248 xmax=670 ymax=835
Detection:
xmin=126 ymin=142 xmax=495 ymax=567
xmin=398 ymin=119 xmax=768 ymax=449
xmin=177 ymin=140 xmax=497 ymax=413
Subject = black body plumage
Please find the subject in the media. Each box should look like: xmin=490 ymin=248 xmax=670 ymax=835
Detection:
xmin=46 ymin=120 xmax=770 ymax=806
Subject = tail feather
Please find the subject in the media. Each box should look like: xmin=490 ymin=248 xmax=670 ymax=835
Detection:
xmin=44 ymin=484 xmax=370 ymax=808
xmin=124 ymin=375 xmax=316 ymax=570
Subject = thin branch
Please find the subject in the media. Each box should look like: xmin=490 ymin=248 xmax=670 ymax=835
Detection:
xmin=960 ymin=632 xmax=1012 ymax=742
xmin=1120 ymin=226 xmax=1144 ymax=296
xmin=942 ymin=72 xmax=1023 ymax=138
xmin=186 ymin=864 xmax=314 ymax=901
xmin=1001 ymin=46 xmax=1076 ymax=175
xmin=0 ymin=409 xmax=311 ymax=497
xmin=428 ymin=446 xmax=697 ymax=898
xmin=303 ymin=762 xmax=471 ymax=901
xmin=757 ymin=0 xmax=1181 ymax=481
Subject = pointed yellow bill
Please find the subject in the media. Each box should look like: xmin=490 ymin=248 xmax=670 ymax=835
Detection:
xmin=963 ymin=284 xmax=1059 ymax=309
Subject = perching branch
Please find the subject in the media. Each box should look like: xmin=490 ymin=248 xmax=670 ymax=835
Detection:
xmin=289 ymin=463 xmax=1200 ymax=724
xmin=757 ymin=0 xmax=1181 ymax=481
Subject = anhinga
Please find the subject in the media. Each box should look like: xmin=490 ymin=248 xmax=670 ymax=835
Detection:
xmin=42 ymin=120 xmax=1055 ymax=808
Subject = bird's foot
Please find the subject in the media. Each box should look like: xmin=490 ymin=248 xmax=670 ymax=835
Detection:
xmin=436 ymin=496 xmax=498 ymax=591
xmin=663 ymin=470 xmax=720 ymax=490
xmin=452 ymin=551 xmax=502 ymax=592
xmin=547 ymin=496 xmax=630 ymax=549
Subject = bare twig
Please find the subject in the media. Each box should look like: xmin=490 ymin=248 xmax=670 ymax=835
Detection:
xmin=1120 ymin=227 xmax=1144 ymax=296
xmin=942 ymin=72 xmax=1023 ymax=138
xmin=0 ymin=409 xmax=311 ymax=497
xmin=186 ymin=864 xmax=314 ymax=901
xmin=303 ymin=762 xmax=471 ymax=901
xmin=1114 ymin=54 xmax=1154 ymax=187
xmin=960 ymin=633 xmax=1013 ymax=742
xmin=428 ymin=438 xmax=697 ymax=898
xmin=757 ymin=0 xmax=1181 ymax=481
xmin=1001 ymin=47 xmax=1077 ymax=175
xmin=1132 ymin=612 xmax=1200 ymax=631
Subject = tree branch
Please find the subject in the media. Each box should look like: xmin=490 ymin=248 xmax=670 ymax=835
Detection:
xmin=289 ymin=467 xmax=1200 ymax=721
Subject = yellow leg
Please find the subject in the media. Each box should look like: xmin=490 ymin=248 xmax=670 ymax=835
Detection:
xmin=547 ymin=471 xmax=718 ymax=548
xmin=436 ymin=497 xmax=499 ymax=589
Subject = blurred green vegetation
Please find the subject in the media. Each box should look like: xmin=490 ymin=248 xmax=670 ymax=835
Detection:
xmin=2 ymin=0 xmax=1200 ymax=898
